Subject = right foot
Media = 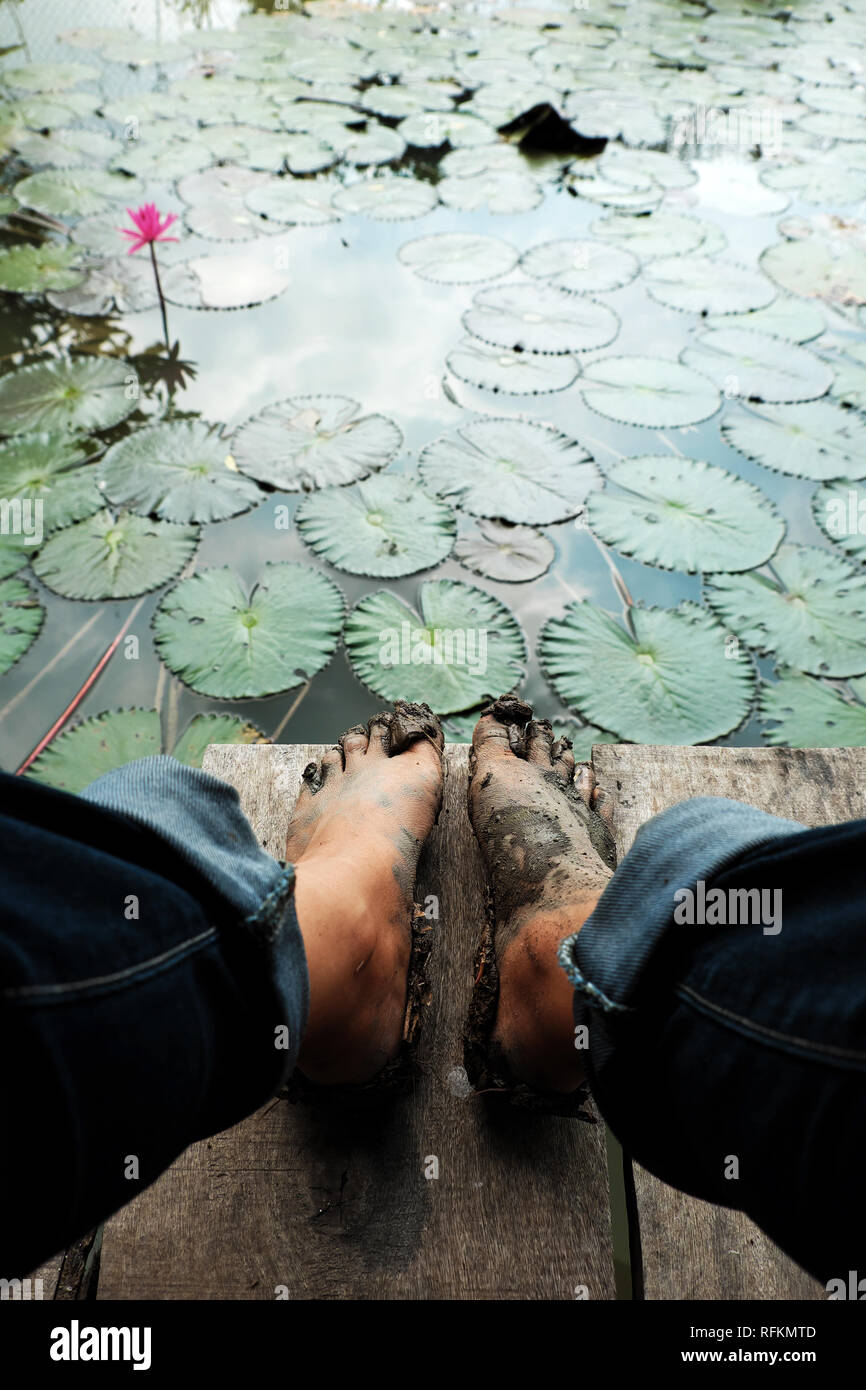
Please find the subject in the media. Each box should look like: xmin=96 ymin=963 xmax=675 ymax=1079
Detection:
xmin=466 ymin=696 xmax=615 ymax=1094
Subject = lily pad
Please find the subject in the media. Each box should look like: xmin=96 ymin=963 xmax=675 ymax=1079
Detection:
xmin=0 ymin=575 xmax=43 ymax=677
xmin=295 ymin=473 xmax=455 ymax=577
xmin=437 ymin=172 xmax=543 ymax=215
xmin=759 ymin=670 xmax=866 ymax=747
xmin=152 ymin=562 xmax=344 ymax=699
xmin=47 ymin=256 xmax=159 ymax=315
xmin=579 ymin=355 xmax=721 ymax=428
xmin=232 ymin=395 xmax=402 ymax=492
xmin=446 ymin=336 xmax=579 ymax=395
xmin=761 ymin=238 xmax=866 ymax=307
xmin=0 ymin=432 xmax=102 ymax=532
xmin=591 ymin=211 xmax=709 ymax=260
xmin=761 ymin=160 xmax=866 ymax=206
xmin=644 ymin=256 xmax=776 ymax=315
xmin=587 ymin=455 xmax=784 ymax=574
xmin=704 ymin=545 xmax=866 ymax=677
xmin=112 ymin=139 xmax=213 ymax=179
xmin=0 ymin=357 xmax=138 ymax=436
xmin=32 ymin=510 xmax=198 ymax=601
xmin=245 ymin=179 xmax=341 ymax=225
xmin=398 ymin=232 xmax=518 ymax=285
xmin=454 ymin=519 xmax=555 ymax=583
xmin=344 ymin=579 xmax=527 ymax=714
xmin=520 ymin=239 xmax=639 ymax=294
xmin=463 ymin=283 xmax=619 ymax=355
xmin=813 ymin=481 xmax=866 ymax=564
xmin=722 ymin=401 xmax=866 ymax=481
xmin=0 ymin=243 xmax=85 ymax=294
xmin=681 ymin=329 xmax=832 ymax=404
xmin=170 ymin=713 xmax=271 ymax=767
xmin=832 ymin=343 xmax=866 ymax=412
xmin=3 ymin=61 xmax=98 ymax=91
xmin=13 ymin=167 xmax=143 ymax=220
xmin=399 ymin=110 xmax=495 ymax=149
xmin=705 ymin=298 xmax=825 ymax=344
xmin=539 ymin=600 xmax=755 ymax=743
xmin=331 ymin=179 xmax=438 ymax=221
xmin=99 ymin=421 xmax=263 ymax=525
xmin=419 ymin=417 xmax=598 ymax=525
xmin=161 ymin=246 xmax=292 ymax=311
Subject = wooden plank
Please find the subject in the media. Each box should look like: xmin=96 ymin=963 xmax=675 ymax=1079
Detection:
xmin=97 ymin=743 xmax=616 ymax=1300
xmin=590 ymin=744 xmax=866 ymax=1301
xmin=22 ymin=1252 xmax=62 ymax=1300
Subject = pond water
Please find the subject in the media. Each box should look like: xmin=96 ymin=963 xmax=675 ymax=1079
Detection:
xmin=1 ymin=0 xmax=865 ymax=786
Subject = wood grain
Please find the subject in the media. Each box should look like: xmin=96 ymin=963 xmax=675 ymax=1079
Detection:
xmin=96 ymin=743 xmax=615 ymax=1300
xmin=590 ymin=744 xmax=866 ymax=1302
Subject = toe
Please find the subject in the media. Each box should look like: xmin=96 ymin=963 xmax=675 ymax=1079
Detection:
xmin=321 ymin=745 xmax=343 ymax=776
xmin=471 ymin=710 xmax=519 ymax=762
xmin=574 ymin=763 xmax=594 ymax=806
xmin=526 ymin=718 xmax=554 ymax=766
xmin=366 ymin=710 xmax=393 ymax=756
xmin=592 ymin=784 xmax=615 ymax=828
xmin=551 ymin=737 xmax=575 ymax=784
xmin=471 ymin=694 xmax=533 ymax=764
xmin=340 ymin=724 xmax=369 ymax=766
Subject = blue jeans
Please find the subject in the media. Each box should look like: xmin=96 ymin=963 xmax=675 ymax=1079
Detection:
xmin=1 ymin=757 xmax=863 ymax=1284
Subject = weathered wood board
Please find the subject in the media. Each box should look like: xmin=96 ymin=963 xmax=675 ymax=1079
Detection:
xmin=96 ymin=744 xmax=616 ymax=1300
xmin=590 ymin=744 xmax=866 ymax=1301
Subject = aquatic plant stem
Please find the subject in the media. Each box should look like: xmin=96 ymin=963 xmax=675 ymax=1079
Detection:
xmin=149 ymin=240 xmax=171 ymax=350
xmin=14 ymin=599 xmax=146 ymax=776
xmin=271 ymin=681 xmax=311 ymax=742
xmin=0 ymin=608 xmax=104 ymax=727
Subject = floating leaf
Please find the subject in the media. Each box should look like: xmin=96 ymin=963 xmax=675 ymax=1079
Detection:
xmin=0 ymin=243 xmax=84 ymax=294
xmin=47 ymin=256 xmax=158 ymax=315
xmin=761 ymin=238 xmax=866 ymax=306
xmin=761 ymin=160 xmax=866 ymax=206
xmin=340 ymin=125 xmax=406 ymax=167
xmin=419 ymin=417 xmax=598 ymax=524
xmin=591 ymin=211 xmax=708 ymax=260
xmin=454 ymin=519 xmax=555 ymax=583
xmin=437 ymin=172 xmax=543 ymax=215
xmin=598 ymin=145 xmax=697 ymax=191
xmin=721 ymin=401 xmax=866 ymax=481
xmin=331 ymin=178 xmax=438 ymax=221
xmin=463 ymin=283 xmax=619 ymax=355
xmin=13 ymin=167 xmax=142 ymax=220
xmin=399 ymin=110 xmax=495 ymax=148
xmin=813 ymin=481 xmax=866 ymax=564
xmin=232 ymin=395 xmax=402 ymax=492
xmin=832 ymin=342 xmax=866 ymax=412
xmin=26 ymin=708 xmax=162 ymax=792
xmin=398 ymin=232 xmax=518 ymax=285
xmin=587 ymin=455 xmax=784 ymax=574
xmin=681 ymin=329 xmax=832 ymax=404
xmin=99 ymin=421 xmax=262 ymax=525
xmin=759 ymin=670 xmax=866 ymax=747
xmin=0 ymin=357 xmax=138 ymax=436
xmin=0 ymin=575 xmax=43 ymax=677
xmin=704 ymin=545 xmax=866 ymax=677
xmin=520 ymin=239 xmax=639 ymax=294
xmin=161 ymin=246 xmax=291 ymax=311
xmin=344 ymin=579 xmax=527 ymax=714
xmin=112 ymin=139 xmax=212 ymax=179
xmin=0 ymin=432 xmax=101 ymax=532
xmin=3 ymin=61 xmax=98 ymax=91
xmin=539 ymin=600 xmax=755 ymax=743
xmin=644 ymin=256 xmax=776 ymax=315
xmin=446 ymin=336 xmax=579 ymax=395
xmin=579 ymin=355 xmax=721 ymax=427
xmin=32 ymin=510 xmax=198 ymax=601
xmin=705 ymin=297 xmax=824 ymax=344
xmin=296 ymin=473 xmax=455 ymax=577
xmin=171 ymin=713 xmax=271 ymax=767
xmin=152 ymin=563 xmax=344 ymax=699
xmin=71 ymin=212 xmax=186 ymax=262
xmin=245 ymin=179 xmax=341 ymax=225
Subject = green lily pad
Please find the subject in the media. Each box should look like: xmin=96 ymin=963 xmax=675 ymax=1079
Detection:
xmin=520 ymin=239 xmax=639 ymax=294
xmin=232 ymin=395 xmax=402 ymax=492
xmin=580 ymin=355 xmax=721 ymax=427
xmin=721 ymin=401 xmax=866 ymax=480
xmin=591 ymin=211 xmax=708 ymax=260
xmin=295 ymin=473 xmax=455 ymax=577
xmin=704 ymin=545 xmax=866 ymax=677
xmin=0 ymin=357 xmax=139 ymax=436
xmin=170 ymin=713 xmax=271 ymax=767
xmin=340 ymin=126 xmax=407 ymax=167
xmin=112 ymin=138 xmax=213 ymax=180
xmin=344 ymin=578 xmax=527 ymax=714
xmin=0 ymin=243 xmax=85 ymax=294
xmin=760 ymin=238 xmax=866 ymax=307
xmin=644 ymin=256 xmax=776 ymax=315
xmin=245 ymin=179 xmax=341 ymax=225
xmin=3 ymin=61 xmax=98 ymax=91
xmin=463 ymin=283 xmax=620 ymax=355
xmin=152 ymin=563 xmax=344 ymax=699
xmin=161 ymin=246 xmax=292 ymax=311
xmin=437 ymin=172 xmax=543 ymax=215
xmin=0 ymin=574 xmax=43 ymax=677
xmin=46 ymin=256 xmax=159 ymax=316
xmin=705 ymin=297 xmax=825 ymax=344
xmin=13 ymin=127 xmax=117 ymax=167
xmin=398 ymin=232 xmax=518 ymax=285
xmin=446 ymin=336 xmax=579 ymax=395
xmin=761 ymin=160 xmax=866 ymax=206
xmin=759 ymin=671 xmax=866 ymax=747
xmin=14 ymin=167 xmax=143 ymax=220
xmin=539 ymin=600 xmax=755 ymax=743
xmin=832 ymin=342 xmax=866 ymax=412
xmin=454 ymin=519 xmax=555 ymax=583
xmin=813 ymin=481 xmax=866 ymax=564
xmin=0 ymin=432 xmax=102 ymax=532
xmin=681 ymin=329 xmax=832 ymax=404
xmin=99 ymin=421 xmax=263 ymax=525
xmin=332 ymin=178 xmax=438 ymax=221
xmin=587 ymin=455 xmax=785 ymax=574
xmin=419 ymin=417 xmax=599 ymax=524
xmin=32 ymin=510 xmax=198 ymax=601
xmin=400 ymin=110 xmax=495 ymax=148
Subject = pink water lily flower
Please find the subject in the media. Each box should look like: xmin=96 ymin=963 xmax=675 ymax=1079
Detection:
xmin=119 ymin=203 xmax=179 ymax=255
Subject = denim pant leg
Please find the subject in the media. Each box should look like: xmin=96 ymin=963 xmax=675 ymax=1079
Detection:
xmin=559 ymin=797 xmax=866 ymax=1284
xmin=0 ymin=760 xmax=309 ymax=1276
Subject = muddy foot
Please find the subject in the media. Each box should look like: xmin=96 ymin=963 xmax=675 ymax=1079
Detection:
xmin=287 ymin=700 xmax=443 ymax=1086
xmin=466 ymin=695 xmax=615 ymax=1096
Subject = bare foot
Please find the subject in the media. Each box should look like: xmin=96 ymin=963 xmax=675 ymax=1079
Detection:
xmin=287 ymin=701 xmax=443 ymax=1086
xmin=466 ymin=696 xmax=615 ymax=1095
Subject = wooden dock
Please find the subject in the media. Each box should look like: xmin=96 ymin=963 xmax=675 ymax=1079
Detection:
xmin=34 ymin=742 xmax=866 ymax=1301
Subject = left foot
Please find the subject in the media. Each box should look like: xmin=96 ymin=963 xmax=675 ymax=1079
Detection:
xmin=286 ymin=701 xmax=444 ymax=1086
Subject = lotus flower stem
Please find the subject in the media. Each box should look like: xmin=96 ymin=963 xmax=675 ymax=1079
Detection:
xmin=149 ymin=240 xmax=170 ymax=350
